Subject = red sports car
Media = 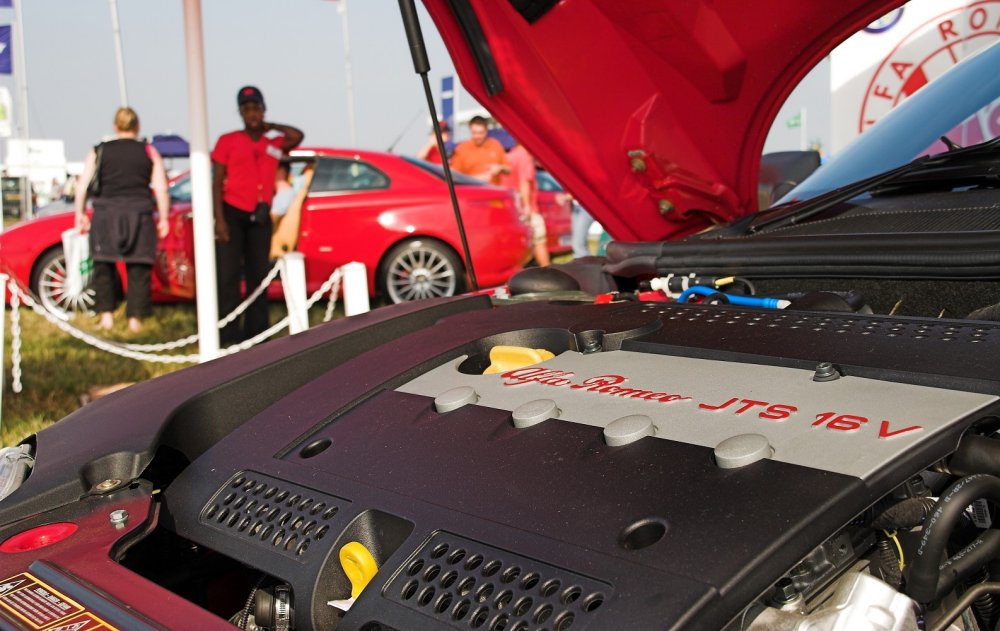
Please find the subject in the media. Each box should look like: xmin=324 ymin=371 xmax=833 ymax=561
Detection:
xmin=6 ymin=3 xmax=1000 ymax=631
xmin=0 ymin=148 xmax=531 ymax=314
xmin=535 ymin=169 xmax=572 ymax=255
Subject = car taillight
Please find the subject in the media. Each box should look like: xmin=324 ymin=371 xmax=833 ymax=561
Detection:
xmin=0 ymin=523 xmax=78 ymax=553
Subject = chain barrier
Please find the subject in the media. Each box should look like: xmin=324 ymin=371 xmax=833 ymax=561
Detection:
xmin=217 ymin=267 xmax=343 ymax=357
xmin=120 ymin=261 xmax=284 ymax=352
xmin=9 ymin=289 xmax=22 ymax=393
xmin=4 ymin=265 xmax=345 ymax=377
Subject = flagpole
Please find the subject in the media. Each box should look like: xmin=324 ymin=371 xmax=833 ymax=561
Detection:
xmin=182 ymin=0 xmax=220 ymax=361
xmin=108 ymin=0 xmax=129 ymax=107
xmin=11 ymin=0 xmax=30 ymax=219
xmin=336 ymin=0 xmax=357 ymax=146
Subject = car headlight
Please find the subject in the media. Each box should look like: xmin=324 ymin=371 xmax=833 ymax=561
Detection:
xmin=0 ymin=444 xmax=34 ymax=502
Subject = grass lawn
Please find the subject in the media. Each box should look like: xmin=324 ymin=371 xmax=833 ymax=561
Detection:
xmin=1 ymin=300 xmax=344 ymax=447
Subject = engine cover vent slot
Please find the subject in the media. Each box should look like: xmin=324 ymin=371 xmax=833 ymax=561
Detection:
xmin=200 ymin=471 xmax=347 ymax=561
xmin=385 ymin=532 xmax=611 ymax=630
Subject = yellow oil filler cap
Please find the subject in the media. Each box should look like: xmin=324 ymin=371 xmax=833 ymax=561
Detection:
xmin=483 ymin=346 xmax=555 ymax=375
xmin=340 ymin=541 xmax=379 ymax=599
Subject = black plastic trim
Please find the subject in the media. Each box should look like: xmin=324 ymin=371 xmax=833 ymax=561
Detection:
xmin=445 ymin=0 xmax=504 ymax=96
xmin=507 ymin=0 xmax=560 ymax=23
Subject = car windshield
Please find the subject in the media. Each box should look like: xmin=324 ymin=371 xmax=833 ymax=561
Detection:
xmin=401 ymin=156 xmax=486 ymax=186
xmin=776 ymin=39 xmax=1000 ymax=205
xmin=169 ymin=174 xmax=192 ymax=202
xmin=536 ymin=170 xmax=564 ymax=192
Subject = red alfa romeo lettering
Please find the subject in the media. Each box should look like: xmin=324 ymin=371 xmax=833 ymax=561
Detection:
xmin=500 ymin=367 xmax=574 ymax=387
xmin=498 ymin=369 xmax=690 ymax=404
xmin=570 ymin=375 xmax=626 ymax=391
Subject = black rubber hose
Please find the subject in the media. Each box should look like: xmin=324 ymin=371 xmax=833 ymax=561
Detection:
xmin=870 ymin=497 xmax=938 ymax=530
xmin=238 ymin=575 xmax=267 ymax=629
xmin=906 ymin=474 xmax=1000 ymax=603
xmin=944 ymin=435 xmax=1000 ymax=478
xmin=603 ymin=255 xmax=658 ymax=277
xmin=928 ymin=582 xmax=1000 ymax=631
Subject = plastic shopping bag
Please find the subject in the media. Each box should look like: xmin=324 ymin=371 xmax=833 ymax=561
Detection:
xmin=61 ymin=228 xmax=92 ymax=299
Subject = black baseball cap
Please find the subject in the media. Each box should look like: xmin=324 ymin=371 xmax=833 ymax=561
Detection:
xmin=237 ymin=86 xmax=265 ymax=108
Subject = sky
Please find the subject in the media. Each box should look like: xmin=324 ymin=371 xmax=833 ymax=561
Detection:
xmin=0 ymin=0 xmax=468 ymax=164
xmin=0 ymin=0 xmax=828 ymax=168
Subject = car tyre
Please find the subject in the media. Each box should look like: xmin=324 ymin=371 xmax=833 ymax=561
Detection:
xmin=30 ymin=246 xmax=97 ymax=319
xmin=381 ymin=238 xmax=465 ymax=303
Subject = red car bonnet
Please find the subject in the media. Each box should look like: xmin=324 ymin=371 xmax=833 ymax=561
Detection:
xmin=421 ymin=0 xmax=906 ymax=241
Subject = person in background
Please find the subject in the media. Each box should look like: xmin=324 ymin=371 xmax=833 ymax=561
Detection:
xmin=212 ymin=85 xmax=303 ymax=345
xmin=74 ymin=106 xmax=170 ymax=333
xmin=570 ymin=200 xmax=596 ymax=259
xmin=62 ymin=175 xmax=78 ymax=202
xmin=270 ymin=162 xmax=295 ymax=225
xmin=449 ymin=116 xmax=508 ymax=185
xmin=415 ymin=120 xmax=451 ymax=164
xmin=503 ymin=140 xmax=549 ymax=267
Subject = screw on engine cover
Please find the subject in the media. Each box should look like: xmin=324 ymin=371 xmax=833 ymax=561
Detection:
xmin=94 ymin=479 xmax=122 ymax=493
xmin=658 ymin=199 xmax=674 ymax=215
xmin=770 ymin=578 xmax=803 ymax=609
xmin=582 ymin=338 xmax=602 ymax=354
xmin=109 ymin=509 xmax=129 ymax=528
xmin=812 ymin=362 xmax=840 ymax=382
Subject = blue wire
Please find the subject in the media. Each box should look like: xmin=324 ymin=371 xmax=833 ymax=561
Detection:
xmin=677 ymin=285 xmax=783 ymax=309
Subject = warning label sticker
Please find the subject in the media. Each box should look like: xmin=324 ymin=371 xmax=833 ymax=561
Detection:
xmin=42 ymin=612 xmax=116 ymax=631
xmin=0 ymin=573 xmax=117 ymax=630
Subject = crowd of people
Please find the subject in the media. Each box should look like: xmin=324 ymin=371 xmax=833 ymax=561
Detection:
xmin=75 ymin=87 xmax=303 ymax=342
xmin=419 ymin=114 xmax=599 ymax=264
xmin=73 ymin=95 xmax=596 ymax=339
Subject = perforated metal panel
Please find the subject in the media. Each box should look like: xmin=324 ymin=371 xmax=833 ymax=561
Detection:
xmin=200 ymin=471 xmax=345 ymax=560
xmin=645 ymin=305 xmax=1000 ymax=344
xmin=385 ymin=532 xmax=612 ymax=630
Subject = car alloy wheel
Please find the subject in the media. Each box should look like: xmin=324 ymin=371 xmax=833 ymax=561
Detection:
xmin=383 ymin=239 xmax=463 ymax=303
xmin=31 ymin=247 xmax=96 ymax=319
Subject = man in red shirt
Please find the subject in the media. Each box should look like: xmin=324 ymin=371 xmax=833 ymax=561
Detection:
xmin=212 ymin=86 xmax=303 ymax=345
xmin=449 ymin=116 xmax=508 ymax=185
xmin=504 ymin=140 xmax=549 ymax=266
xmin=415 ymin=120 xmax=451 ymax=165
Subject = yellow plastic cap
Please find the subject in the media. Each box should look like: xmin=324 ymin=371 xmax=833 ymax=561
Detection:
xmin=483 ymin=345 xmax=555 ymax=375
xmin=340 ymin=541 xmax=379 ymax=599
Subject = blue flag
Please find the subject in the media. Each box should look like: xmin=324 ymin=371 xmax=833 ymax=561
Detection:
xmin=0 ymin=26 xmax=10 ymax=75
xmin=0 ymin=1 xmax=11 ymax=7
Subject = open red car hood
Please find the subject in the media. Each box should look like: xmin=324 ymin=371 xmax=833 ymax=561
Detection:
xmin=422 ymin=0 xmax=904 ymax=241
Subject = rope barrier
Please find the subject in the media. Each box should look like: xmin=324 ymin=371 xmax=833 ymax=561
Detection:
xmin=119 ymin=261 xmax=284 ymax=352
xmin=4 ymin=264 xmax=346 ymax=384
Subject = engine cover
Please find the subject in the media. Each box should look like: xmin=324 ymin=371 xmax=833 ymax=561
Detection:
xmin=155 ymin=299 xmax=1000 ymax=630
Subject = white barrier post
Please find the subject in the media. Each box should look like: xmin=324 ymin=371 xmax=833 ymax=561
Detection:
xmin=281 ymin=253 xmax=309 ymax=335
xmin=342 ymin=262 xmax=370 ymax=316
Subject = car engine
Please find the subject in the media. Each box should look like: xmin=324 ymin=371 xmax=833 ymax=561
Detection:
xmin=0 ymin=277 xmax=998 ymax=630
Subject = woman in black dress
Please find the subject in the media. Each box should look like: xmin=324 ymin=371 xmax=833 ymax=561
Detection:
xmin=74 ymin=107 xmax=170 ymax=333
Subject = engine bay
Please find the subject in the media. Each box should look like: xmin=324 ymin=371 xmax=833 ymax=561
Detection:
xmin=4 ymin=295 xmax=985 ymax=631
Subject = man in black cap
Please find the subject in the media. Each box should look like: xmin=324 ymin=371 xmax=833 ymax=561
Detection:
xmin=211 ymin=85 xmax=303 ymax=345
xmin=416 ymin=119 xmax=451 ymax=165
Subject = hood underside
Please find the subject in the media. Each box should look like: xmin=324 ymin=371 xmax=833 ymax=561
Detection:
xmin=422 ymin=0 xmax=905 ymax=240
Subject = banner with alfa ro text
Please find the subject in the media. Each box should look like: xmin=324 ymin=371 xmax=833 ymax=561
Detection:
xmin=830 ymin=0 xmax=1000 ymax=154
